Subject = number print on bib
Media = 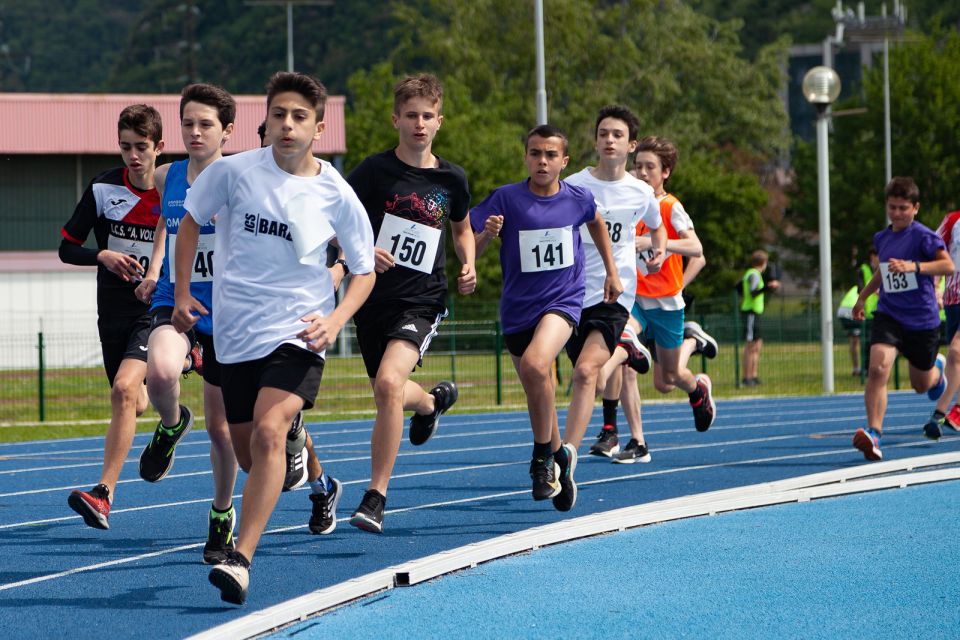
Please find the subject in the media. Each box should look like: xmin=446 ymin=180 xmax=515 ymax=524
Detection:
xmin=582 ymin=206 xmax=633 ymax=246
xmin=879 ymin=261 xmax=918 ymax=294
xmin=375 ymin=213 xmax=441 ymax=274
xmin=519 ymin=227 xmax=574 ymax=272
xmin=107 ymin=234 xmax=152 ymax=275
xmin=168 ymin=233 xmax=215 ymax=283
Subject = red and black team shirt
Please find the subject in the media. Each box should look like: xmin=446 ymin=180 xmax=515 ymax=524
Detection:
xmin=59 ymin=167 xmax=162 ymax=318
xmin=347 ymin=149 xmax=470 ymax=309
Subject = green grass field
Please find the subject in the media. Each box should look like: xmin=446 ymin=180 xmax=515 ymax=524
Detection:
xmin=0 ymin=342 xmax=903 ymax=443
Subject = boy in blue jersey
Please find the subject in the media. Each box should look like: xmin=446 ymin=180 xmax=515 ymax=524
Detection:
xmin=473 ymin=124 xmax=622 ymax=507
xmin=851 ymin=177 xmax=954 ymax=460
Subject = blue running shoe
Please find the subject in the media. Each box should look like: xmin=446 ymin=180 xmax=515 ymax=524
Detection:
xmin=852 ymin=427 xmax=882 ymax=461
xmin=928 ymin=354 xmax=947 ymax=401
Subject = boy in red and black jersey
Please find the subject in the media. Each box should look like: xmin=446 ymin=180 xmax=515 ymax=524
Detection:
xmin=59 ymin=104 xmax=164 ymax=529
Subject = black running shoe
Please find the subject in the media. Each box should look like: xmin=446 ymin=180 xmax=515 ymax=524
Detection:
xmin=139 ymin=405 xmax=194 ymax=482
xmin=282 ymin=412 xmax=308 ymax=492
xmin=690 ymin=374 xmax=716 ymax=432
xmin=683 ymin=321 xmax=718 ymax=359
xmin=409 ymin=381 xmax=458 ymax=446
xmin=552 ymin=444 xmax=578 ymax=512
xmin=208 ymin=550 xmax=250 ymax=605
xmin=589 ymin=427 xmax=620 ymax=457
xmin=309 ymin=477 xmax=343 ymax=535
xmin=613 ymin=438 xmax=652 ymax=464
xmin=67 ymin=483 xmax=111 ymax=530
xmin=203 ymin=505 xmax=235 ymax=565
xmin=350 ymin=489 xmax=386 ymax=534
xmin=530 ymin=455 xmax=561 ymax=501
xmin=618 ymin=325 xmax=652 ymax=374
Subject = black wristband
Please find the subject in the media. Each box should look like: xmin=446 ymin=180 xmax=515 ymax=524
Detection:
xmin=915 ymin=261 xmax=921 ymax=274
xmin=335 ymin=258 xmax=349 ymax=275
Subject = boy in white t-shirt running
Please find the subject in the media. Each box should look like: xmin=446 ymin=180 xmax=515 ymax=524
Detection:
xmin=556 ymin=105 xmax=664 ymax=511
xmin=173 ymin=72 xmax=376 ymax=605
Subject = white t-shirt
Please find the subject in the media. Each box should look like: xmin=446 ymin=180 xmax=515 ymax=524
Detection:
xmin=637 ymin=195 xmax=694 ymax=311
xmin=184 ymin=146 xmax=375 ymax=363
xmin=566 ymin=168 xmax=660 ymax=311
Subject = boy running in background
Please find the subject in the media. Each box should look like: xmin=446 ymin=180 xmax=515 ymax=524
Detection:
xmin=557 ymin=105 xmax=663 ymax=509
xmin=852 ymin=177 xmax=953 ymax=460
xmin=61 ymin=105 xmax=164 ymax=529
xmin=595 ymin=136 xmax=717 ymax=462
xmin=929 ymin=209 xmax=960 ymax=438
xmin=174 ymin=72 xmax=375 ymax=604
xmin=346 ymin=74 xmax=474 ymax=533
xmin=134 ymin=84 xmax=240 ymax=563
xmin=472 ymin=124 xmax=622 ymax=509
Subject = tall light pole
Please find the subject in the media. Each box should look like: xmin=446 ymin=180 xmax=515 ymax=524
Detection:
xmin=803 ymin=66 xmax=840 ymax=393
xmin=803 ymin=66 xmax=842 ymax=394
xmin=245 ymin=1 xmax=333 ymax=72
xmin=534 ymin=0 xmax=548 ymax=124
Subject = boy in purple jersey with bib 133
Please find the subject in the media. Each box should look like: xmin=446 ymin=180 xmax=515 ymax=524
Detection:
xmin=472 ymin=124 xmax=622 ymax=506
xmin=852 ymin=176 xmax=954 ymax=461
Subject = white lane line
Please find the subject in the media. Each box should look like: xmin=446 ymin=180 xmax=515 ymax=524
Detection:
xmin=0 ymin=435 xmax=946 ymax=597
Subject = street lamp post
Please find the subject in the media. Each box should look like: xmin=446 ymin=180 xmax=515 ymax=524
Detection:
xmin=245 ymin=1 xmax=333 ymax=72
xmin=803 ymin=66 xmax=842 ymax=394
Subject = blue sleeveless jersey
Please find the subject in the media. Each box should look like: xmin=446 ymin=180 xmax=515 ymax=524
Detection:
xmin=151 ymin=160 xmax=215 ymax=335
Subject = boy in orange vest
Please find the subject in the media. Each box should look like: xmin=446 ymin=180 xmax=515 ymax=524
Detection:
xmin=594 ymin=136 xmax=717 ymax=462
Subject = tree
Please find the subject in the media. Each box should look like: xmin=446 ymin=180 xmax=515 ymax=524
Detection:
xmin=784 ymin=29 xmax=960 ymax=292
xmin=343 ymin=0 xmax=789 ymax=303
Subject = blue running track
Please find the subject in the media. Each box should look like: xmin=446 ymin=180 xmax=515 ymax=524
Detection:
xmin=0 ymin=392 xmax=958 ymax=639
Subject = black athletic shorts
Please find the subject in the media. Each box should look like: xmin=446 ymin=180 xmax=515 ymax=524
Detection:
xmin=219 ymin=344 xmax=325 ymax=424
xmin=98 ymin=313 xmax=151 ymax=385
xmin=149 ymin=306 xmax=221 ymax=386
xmin=565 ymin=302 xmax=628 ymax=364
xmin=504 ymin=310 xmax=576 ymax=358
xmin=742 ymin=312 xmax=762 ymax=342
xmin=354 ymin=304 xmax=447 ymax=378
xmin=840 ymin=317 xmax=863 ymax=337
xmin=870 ymin=311 xmax=940 ymax=370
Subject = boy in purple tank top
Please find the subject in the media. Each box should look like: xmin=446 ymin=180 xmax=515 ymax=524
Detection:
xmin=852 ymin=176 xmax=954 ymax=461
xmin=472 ymin=124 xmax=622 ymax=509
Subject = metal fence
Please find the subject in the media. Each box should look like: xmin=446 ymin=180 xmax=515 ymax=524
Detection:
xmin=1 ymin=294 xmax=905 ymax=425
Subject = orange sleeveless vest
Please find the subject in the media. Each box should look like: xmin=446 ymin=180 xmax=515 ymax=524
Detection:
xmin=635 ymin=193 xmax=685 ymax=299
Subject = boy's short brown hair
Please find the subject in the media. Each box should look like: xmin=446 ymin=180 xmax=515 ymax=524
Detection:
xmin=266 ymin=71 xmax=327 ymax=120
xmin=117 ymin=104 xmax=163 ymax=144
xmin=750 ymin=250 xmax=769 ymax=268
xmin=525 ymin=124 xmax=568 ymax=154
xmin=393 ymin=74 xmax=443 ymax=114
xmin=884 ymin=176 xmax=920 ymax=204
xmin=180 ymin=83 xmax=236 ymax=127
xmin=636 ymin=136 xmax=679 ymax=176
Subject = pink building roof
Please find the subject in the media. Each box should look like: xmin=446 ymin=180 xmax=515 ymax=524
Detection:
xmin=0 ymin=93 xmax=346 ymax=155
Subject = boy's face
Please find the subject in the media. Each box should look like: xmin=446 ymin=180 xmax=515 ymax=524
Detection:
xmin=525 ymin=135 xmax=568 ymax=190
xmin=886 ymin=196 xmax=919 ymax=230
xmin=595 ymin=117 xmax=636 ymax=165
xmin=634 ymin=151 xmax=670 ymax=193
xmin=118 ymin=129 xmax=163 ymax=182
xmin=266 ymin=91 xmax=324 ymax=159
xmin=392 ymin=96 xmax=442 ymax=153
xmin=181 ymin=101 xmax=233 ymax=162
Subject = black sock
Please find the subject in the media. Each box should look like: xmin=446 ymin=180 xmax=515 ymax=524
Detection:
xmin=933 ymin=410 xmax=946 ymax=421
xmin=689 ymin=383 xmax=704 ymax=402
xmin=553 ymin=444 xmax=568 ymax=469
xmin=602 ymin=399 xmax=619 ymax=430
xmin=532 ymin=441 xmax=552 ymax=460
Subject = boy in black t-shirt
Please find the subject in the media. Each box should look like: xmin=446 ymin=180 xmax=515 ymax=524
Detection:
xmin=60 ymin=104 xmax=164 ymax=529
xmin=346 ymin=74 xmax=476 ymax=533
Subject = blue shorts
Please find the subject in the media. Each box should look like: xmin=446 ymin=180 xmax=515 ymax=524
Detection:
xmin=630 ymin=304 xmax=685 ymax=350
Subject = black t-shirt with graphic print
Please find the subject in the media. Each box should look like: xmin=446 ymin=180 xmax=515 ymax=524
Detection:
xmin=347 ymin=150 xmax=470 ymax=309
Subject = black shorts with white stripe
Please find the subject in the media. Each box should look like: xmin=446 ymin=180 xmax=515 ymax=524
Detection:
xmin=354 ymin=304 xmax=447 ymax=378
